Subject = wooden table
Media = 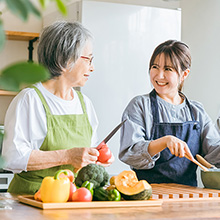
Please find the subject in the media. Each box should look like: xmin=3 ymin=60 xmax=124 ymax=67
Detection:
xmin=1 ymin=192 xmax=220 ymax=220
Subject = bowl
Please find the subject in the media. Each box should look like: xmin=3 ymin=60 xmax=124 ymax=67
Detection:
xmin=201 ymin=169 xmax=220 ymax=189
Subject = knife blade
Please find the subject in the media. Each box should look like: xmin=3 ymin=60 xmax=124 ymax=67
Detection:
xmin=96 ymin=119 xmax=127 ymax=149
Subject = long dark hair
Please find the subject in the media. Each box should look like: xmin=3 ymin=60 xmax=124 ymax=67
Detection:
xmin=149 ymin=40 xmax=191 ymax=91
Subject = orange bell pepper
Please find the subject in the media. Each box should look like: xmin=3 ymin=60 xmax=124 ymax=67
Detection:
xmin=34 ymin=188 xmax=41 ymax=201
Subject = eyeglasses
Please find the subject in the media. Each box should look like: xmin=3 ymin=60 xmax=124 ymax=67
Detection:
xmin=80 ymin=56 xmax=94 ymax=65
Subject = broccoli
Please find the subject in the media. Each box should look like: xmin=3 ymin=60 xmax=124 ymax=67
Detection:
xmin=75 ymin=164 xmax=110 ymax=188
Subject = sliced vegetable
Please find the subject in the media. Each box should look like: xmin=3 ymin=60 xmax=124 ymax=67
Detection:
xmin=114 ymin=170 xmax=152 ymax=200
xmin=40 ymin=169 xmax=70 ymax=203
xmin=109 ymin=176 xmax=116 ymax=185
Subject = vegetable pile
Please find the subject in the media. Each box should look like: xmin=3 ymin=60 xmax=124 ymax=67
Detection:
xmin=34 ymin=164 xmax=152 ymax=203
xmin=75 ymin=163 xmax=109 ymax=188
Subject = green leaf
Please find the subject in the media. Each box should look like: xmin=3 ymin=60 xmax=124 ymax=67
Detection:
xmin=23 ymin=0 xmax=41 ymax=18
xmin=55 ymin=0 xmax=67 ymax=16
xmin=39 ymin=0 xmax=50 ymax=9
xmin=5 ymin=0 xmax=28 ymax=21
xmin=0 ymin=19 xmax=5 ymax=51
xmin=0 ymin=75 xmax=19 ymax=91
xmin=0 ymin=62 xmax=50 ymax=91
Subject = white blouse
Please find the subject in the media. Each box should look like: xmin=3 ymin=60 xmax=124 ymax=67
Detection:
xmin=2 ymin=82 xmax=99 ymax=173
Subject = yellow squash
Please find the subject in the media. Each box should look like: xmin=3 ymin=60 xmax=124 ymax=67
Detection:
xmin=114 ymin=170 xmax=152 ymax=200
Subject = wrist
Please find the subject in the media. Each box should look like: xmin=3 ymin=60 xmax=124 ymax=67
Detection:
xmin=62 ymin=149 xmax=71 ymax=165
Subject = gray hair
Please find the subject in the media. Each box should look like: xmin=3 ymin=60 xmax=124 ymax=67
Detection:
xmin=37 ymin=21 xmax=93 ymax=78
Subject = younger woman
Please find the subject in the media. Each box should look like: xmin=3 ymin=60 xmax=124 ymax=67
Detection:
xmin=119 ymin=40 xmax=220 ymax=186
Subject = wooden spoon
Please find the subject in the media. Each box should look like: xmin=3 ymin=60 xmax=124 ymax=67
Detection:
xmin=185 ymin=154 xmax=209 ymax=172
xmin=196 ymin=154 xmax=217 ymax=169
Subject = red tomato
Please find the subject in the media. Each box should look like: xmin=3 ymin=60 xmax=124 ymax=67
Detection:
xmin=96 ymin=141 xmax=106 ymax=150
xmin=71 ymin=187 xmax=92 ymax=202
xmin=60 ymin=169 xmax=75 ymax=182
xmin=68 ymin=182 xmax=77 ymax=201
xmin=98 ymin=145 xmax=112 ymax=163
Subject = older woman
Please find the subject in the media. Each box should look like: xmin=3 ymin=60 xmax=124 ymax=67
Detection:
xmin=2 ymin=21 xmax=113 ymax=194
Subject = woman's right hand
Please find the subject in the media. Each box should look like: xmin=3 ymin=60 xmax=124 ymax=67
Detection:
xmin=148 ymin=135 xmax=194 ymax=160
xmin=67 ymin=147 xmax=99 ymax=172
xmin=165 ymin=135 xmax=194 ymax=160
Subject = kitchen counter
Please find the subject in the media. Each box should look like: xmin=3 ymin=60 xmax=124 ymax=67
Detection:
xmin=1 ymin=192 xmax=220 ymax=220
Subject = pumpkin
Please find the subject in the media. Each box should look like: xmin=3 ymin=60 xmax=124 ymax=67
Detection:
xmin=109 ymin=176 xmax=116 ymax=185
xmin=114 ymin=170 xmax=152 ymax=200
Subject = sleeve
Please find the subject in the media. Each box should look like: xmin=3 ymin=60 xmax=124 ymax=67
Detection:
xmin=193 ymin=101 xmax=220 ymax=167
xmin=2 ymin=91 xmax=33 ymax=173
xmin=119 ymin=96 xmax=160 ymax=170
xmin=215 ymin=109 xmax=220 ymax=133
xmin=82 ymin=94 xmax=99 ymax=147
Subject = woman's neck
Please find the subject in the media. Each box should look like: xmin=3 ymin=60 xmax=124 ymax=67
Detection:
xmin=42 ymin=79 xmax=74 ymax=100
xmin=157 ymin=92 xmax=184 ymax=105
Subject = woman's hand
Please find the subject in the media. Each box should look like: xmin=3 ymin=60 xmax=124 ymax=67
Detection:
xmin=67 ymin=147 xmax=99 ymax=172
xmin=165 ymin=135 xmax=194 ymax=160
xmin=148 ymin=135 xmax=194 ymax=160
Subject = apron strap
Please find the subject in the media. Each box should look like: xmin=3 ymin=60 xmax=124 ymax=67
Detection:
xmin=31 ymin=86 xmax=51 ymax=115
xmin=150 ymin=89 xmax=160 ymax=123
xmin=179 ymin=91 xmax=196 ymax=121
xmin=76 ymin=90 xmax=87 ymax=115
xmin=150 ymin=89 xmax=196 ymax=122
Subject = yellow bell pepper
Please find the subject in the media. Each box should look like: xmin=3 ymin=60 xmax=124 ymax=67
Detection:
xmin=41 ymin=169 xmax=70 ymax=203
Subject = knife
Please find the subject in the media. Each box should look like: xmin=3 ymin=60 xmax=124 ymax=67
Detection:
xmin=96 ymin=119 xmax=127 ymax=150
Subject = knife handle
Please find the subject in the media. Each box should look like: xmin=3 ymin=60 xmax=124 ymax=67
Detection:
xmin=196 ymin=154 xmax=216 ymax=169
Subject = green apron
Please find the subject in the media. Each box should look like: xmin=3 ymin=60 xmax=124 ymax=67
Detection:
xmin=8 ymin=86 xmax=92 ymax=194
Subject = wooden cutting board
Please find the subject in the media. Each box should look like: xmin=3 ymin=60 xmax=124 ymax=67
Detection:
xmin=18 ymin=196 xmax=162 ymax=210
xmin=151 ymin=183 xmax=220 ymax=202
xmin=18 ymin=183 xmax=220 ymax=209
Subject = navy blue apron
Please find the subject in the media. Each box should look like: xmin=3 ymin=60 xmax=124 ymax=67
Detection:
xmin=134 ymin=89 xmax=201 ymax=186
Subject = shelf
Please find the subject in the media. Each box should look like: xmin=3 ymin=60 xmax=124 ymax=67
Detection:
xmin=0 ymin=90 xmax=18 ymax=96
xmin=5 ymin=31 xmax=40 ymax=41
xmin=0 ymin=31 xmax=40 ymax=96
xmin=5 ymin=30 xmax=40 ymax=62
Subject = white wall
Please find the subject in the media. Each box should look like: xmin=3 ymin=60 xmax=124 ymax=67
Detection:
xmin=80 ymin=0 xmax=181 ymax=175
xmin=180 ymin=0 xmax=220 ymax=187
xmin=0 ymin=1 xmax=180 ymax=123
xmin=181 ymin=0 xmax=220 ymax=121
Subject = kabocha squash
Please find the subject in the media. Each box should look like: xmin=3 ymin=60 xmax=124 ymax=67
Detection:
xmin=114 ymin=170 xmax=152 ymax=200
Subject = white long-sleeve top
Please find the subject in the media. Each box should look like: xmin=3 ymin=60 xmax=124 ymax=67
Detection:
xmin=2 ymin=82 xmax=99 ymax=173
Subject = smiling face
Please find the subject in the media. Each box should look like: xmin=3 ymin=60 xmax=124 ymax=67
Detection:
xmin=150 ymin=53 xmax=187 ymax=102
xmin=64 ymin=41 xmax=94 ymax=87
